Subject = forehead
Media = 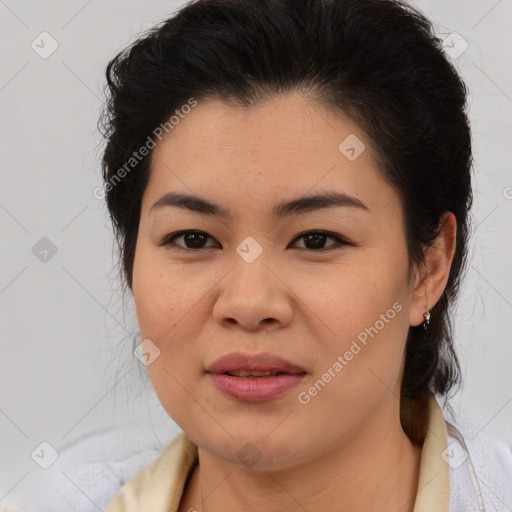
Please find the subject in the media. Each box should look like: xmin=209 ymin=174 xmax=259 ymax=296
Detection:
xmin=143 ymin=93 xmax=398 ymax=220
xmin=152 ymin=93 xmax=369 ymax=163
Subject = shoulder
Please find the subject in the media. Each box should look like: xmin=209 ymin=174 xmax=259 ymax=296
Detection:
xmin=440 ymin=404 xmax=512 ymax=512
xmin=104 ymin=430 xmax=197 ymax=511
xmin=0 ymin=425 xmax=178 ymax=512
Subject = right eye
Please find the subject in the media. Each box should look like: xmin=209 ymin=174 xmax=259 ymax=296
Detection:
xmin=159 ymin=230 xmax=219 ymax=250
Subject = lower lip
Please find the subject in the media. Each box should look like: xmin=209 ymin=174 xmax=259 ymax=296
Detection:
xmin=208 ymin=373 xmax=306 ymax=402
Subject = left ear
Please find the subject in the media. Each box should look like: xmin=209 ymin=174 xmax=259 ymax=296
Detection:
xmin=409 ymin=211 xmax=457 ymax=327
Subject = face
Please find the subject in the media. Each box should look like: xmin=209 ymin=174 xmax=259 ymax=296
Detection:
xmin=132 ymin=92 xmax=421 ymax=470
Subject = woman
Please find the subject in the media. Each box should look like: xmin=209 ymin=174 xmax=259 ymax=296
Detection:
xmin=99 ymin=0 xmax=512 ymax=510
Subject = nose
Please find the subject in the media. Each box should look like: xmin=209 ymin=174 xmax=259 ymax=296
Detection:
xmin=212 ymin=258 xmax=294 ymax=332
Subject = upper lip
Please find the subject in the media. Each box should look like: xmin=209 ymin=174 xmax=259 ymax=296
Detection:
xmin=206 ymin=352 xmax=307 ymax=374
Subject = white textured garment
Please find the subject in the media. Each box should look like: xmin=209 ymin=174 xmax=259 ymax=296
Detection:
xmin=443 ymin=405 xmax=512 ymax=511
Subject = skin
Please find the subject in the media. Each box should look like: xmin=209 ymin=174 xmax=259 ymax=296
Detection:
xmin=131 ymin=91 xmax=457 ymax=512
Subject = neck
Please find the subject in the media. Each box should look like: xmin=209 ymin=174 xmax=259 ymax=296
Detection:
xmin=179 ymin=398 xmax=423 ymax=512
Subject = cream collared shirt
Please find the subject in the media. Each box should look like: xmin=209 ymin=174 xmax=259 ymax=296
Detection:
xmin=104 ymin=395 xmax=450 ymax=512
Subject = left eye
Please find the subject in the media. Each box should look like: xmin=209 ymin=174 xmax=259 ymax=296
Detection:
xmin=160 ymin=230 xmax=349 ymax=252
xmin=290 ymin=231 xmax=348 ymax=251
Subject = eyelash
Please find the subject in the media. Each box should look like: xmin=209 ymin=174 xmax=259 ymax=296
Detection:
xmin=159 ymin=230 xmax=351 ymax=253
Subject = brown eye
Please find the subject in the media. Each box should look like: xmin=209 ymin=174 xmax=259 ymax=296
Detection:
xmin=289 ymin=231 xmax=349 ymax=252
xmin=160 ymin=229 xmax=349 ymax=253
xmin=161 ymin=230 xmax=218 ymax=250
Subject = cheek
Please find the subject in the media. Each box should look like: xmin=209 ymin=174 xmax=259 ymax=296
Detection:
xmin=132 ymin=245 xmax=201 ymax=338
xmin=133 ymin=265 xmax=210 ymax=428
xmin=132 ymin=246 xmax=215 ymax=370
xmin=296 ymin=260 xmax=404 ymax=334
xmin=134 ymin=279 xmax=208 ymax=367
xmin=301 ymin=256 xmax=409 ymax=386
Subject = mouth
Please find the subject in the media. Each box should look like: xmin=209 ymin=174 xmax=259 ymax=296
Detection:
xmin=219 ymin=370 xmax=306 ymax=378
xmin=207 ymin=372 xmax=306 ymax=402
xmin=205 ymin=351 xmax=307 ymax=375
xmin=205 ymin=352 xmax=307 ymax=402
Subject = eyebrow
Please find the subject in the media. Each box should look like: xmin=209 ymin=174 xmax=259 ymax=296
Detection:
xmin=149 ymin=190 xmax=369 ymax=219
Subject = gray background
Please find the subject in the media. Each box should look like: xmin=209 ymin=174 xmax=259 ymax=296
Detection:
xmin=1 ymin=0 xmax=511 ymax=502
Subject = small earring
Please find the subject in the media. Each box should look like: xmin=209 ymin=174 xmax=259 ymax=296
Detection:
xmin=423 ymin=308 xmax=431 ymax=330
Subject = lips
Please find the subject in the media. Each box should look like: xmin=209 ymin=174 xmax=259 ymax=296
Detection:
xmin=205 ymin=352 xmax=307 ymax=376
xmin=206 ymin=352 xmax=307 ymax=402
xmin=223 ymin=370 xmax=285 ymax=378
